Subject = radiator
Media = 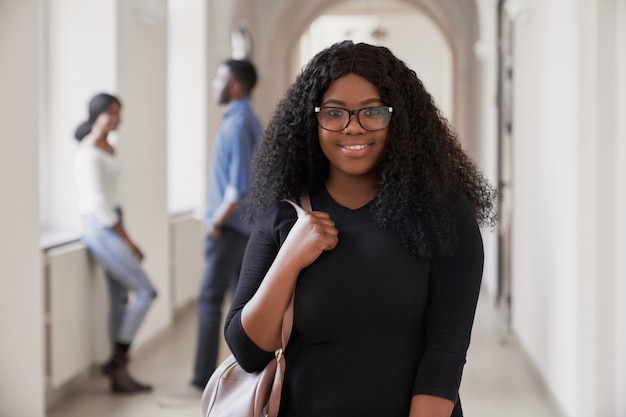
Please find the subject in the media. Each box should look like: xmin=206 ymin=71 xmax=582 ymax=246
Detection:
xmin=170 ymin=213 xmax=203 ymax=310
xmin=44 ymin=241 xmax=95 ymax=389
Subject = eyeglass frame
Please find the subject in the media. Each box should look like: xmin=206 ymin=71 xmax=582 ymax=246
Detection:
xmin=314 ymin=106 xmax=394 ymax=132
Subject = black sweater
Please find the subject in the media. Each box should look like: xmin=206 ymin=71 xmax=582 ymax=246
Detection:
xmin=225 ymin=187 xmax=484 ymax=417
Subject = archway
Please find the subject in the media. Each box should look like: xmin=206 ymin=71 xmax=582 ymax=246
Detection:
xmin=255 ymin=0 xmax=482 ymax=157
xmin=297 ymin=2 xmax=453 ymax=120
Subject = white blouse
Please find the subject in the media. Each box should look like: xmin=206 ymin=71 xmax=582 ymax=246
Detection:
xmin=74 ymin=143 xmax=121 ymax=227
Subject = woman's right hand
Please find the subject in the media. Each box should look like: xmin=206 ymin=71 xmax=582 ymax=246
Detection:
xmin=238 ymin=204 xmax=339 ymax=352
xmin=111 ymin=223 xmax=144 ymax=261
xmin=125 ymin=239 xmax=144 ymax=261
xmin=279 ymin=209 xmax=339 ymax=270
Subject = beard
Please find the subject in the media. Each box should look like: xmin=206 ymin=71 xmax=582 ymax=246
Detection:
xmin=218 ymin=86 xmax=230 ymax=105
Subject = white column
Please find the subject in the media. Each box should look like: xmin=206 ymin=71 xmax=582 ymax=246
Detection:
xmin=0 ymin=1 xmax=45 ymax=416
xmin=116 ymin=0 xmax=172 ymax=346
xmin=576 ymin=0 xmax=622 ymax=415
xmin=167 ymin=0 xmax=209 ymax=215
xmin=508 ymin=1 xmax=579 ymax=415
xmin=613 ymin=1 xmax=626 ymax=416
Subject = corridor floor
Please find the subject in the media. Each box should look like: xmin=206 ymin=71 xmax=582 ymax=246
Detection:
xmin=47 ymin=291 xmax=564 ymax=417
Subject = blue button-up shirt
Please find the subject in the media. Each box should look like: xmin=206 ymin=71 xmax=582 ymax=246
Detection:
xmin=205 ymin=99 xmax=262 ymax=235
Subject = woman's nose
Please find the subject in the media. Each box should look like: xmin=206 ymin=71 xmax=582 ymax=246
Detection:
xmin=342 ymin=114 xmax=364 ymax=134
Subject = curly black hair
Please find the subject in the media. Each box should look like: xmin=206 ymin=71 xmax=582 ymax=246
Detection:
xmin=248 ymin=40 xmax=496 ymax=257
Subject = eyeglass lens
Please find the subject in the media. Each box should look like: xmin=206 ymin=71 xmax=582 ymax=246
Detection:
xmin=316 ymin=106 xmax=392 ymax=131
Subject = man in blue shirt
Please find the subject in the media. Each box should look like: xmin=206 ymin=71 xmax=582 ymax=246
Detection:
xmin=159 ymin=59 xmax=262 ymax=406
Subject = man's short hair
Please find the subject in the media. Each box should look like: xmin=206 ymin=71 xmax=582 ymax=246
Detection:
xmin=225 ymin=59 xmax=258 ymax=94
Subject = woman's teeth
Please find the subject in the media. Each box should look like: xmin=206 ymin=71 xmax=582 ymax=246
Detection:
xmin=343 ymin=144 xmax=368 ymax=150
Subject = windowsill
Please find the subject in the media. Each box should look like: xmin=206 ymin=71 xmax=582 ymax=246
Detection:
xmin=40 ymin=227 xmax=82 ymax=251
xmin=40 ymin=209 xmax=201 ymax=251
xmin=169 ymin=208 xmax=201 ymax=219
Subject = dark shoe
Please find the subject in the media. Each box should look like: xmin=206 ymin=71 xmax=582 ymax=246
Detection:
xmin=101 ymin=360 xmax=115 ymax=376
xmin=109 ymin=365 xmax=153 ymax=394
xmin=104 ymin=349 xmax=153 ymax=394
xmin=125 ymin=373 xmax=153 ymax=392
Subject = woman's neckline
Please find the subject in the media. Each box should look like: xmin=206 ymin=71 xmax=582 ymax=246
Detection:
xmin=321 ymin=185 xmax=375 ymax=211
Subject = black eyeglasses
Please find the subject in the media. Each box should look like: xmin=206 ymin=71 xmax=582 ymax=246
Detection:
xmin=314 ymin=106 xmax=393 ymax=132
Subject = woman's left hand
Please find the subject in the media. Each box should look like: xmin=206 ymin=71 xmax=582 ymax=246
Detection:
xmin=408 ymin=394 xmax=454 ymax=417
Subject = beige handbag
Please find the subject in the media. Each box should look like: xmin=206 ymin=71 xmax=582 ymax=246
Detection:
xmin=201 ymin=195 xmax=311 ymax=417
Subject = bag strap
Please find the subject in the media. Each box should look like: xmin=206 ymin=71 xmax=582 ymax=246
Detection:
xmin=280 ymin=194 xmax=311 ymax=347
xmin=268 ymin=194 xmax=311 ymax=417
xmin=300 ymin=193 xmax=312 ymax=211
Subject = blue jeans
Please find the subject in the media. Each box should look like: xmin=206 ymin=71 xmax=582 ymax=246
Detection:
xmin=192 ymin=227 xmax=249 ymax=388
xmin=81 ymin=209 xmax=156 ymax=348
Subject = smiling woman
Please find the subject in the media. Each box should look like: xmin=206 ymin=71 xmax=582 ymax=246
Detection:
xmin=223 ymin=40 xmax=496 ymax=417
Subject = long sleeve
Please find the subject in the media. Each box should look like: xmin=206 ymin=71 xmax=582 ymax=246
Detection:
xmin=412 ymin=199 xmax=484 ymax=402
xmin=224 ymin=201 xmax=298 ymax=372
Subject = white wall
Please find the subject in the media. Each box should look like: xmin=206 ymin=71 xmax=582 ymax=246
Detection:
xmin=506 ymin=0 xmax=625 ymax=416
xmin=579 ymin=1 xmax=624 ymax=415
xmin=615 ymin=2 xmax=626 ymax=415
xmin=44 ymin=0 xmax=116 ymax=232
xmin=0 ymin=1 xmax=46 ymax=416
xmin=167 ymin=0 xmax=209 ymax=215
xmin=115 ymin=0 xmax=172 ymax=350
xmin=475 ymin=0 xmax=499 ymax=296
xmin=510 ymin=1 xmax=579 ymax=415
